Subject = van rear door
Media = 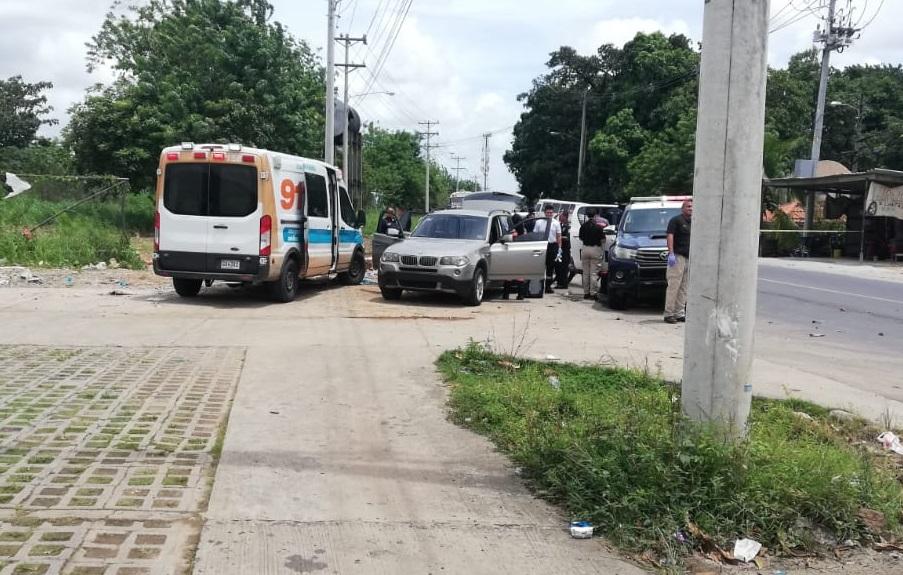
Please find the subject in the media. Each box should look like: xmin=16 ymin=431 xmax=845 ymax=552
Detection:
xmin=205 ymin=163 xmax=261 ymax=273
xmin=160 ymin=163 xmax=209 ymax=272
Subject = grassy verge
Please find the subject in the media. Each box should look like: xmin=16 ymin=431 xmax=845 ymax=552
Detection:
xmin=438 ymin=343 xmax=903 ymax=558
xmin=0 ymin=194 xmax=153 ymax=269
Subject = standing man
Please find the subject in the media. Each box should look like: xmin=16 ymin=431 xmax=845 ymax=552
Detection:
xmin=376 ymin=207 xmax=403 ymax=237
xmin=555 ymin=211 xmax=572 ymax=289
xmin=578 ymin=209 xmax=607 ymax=300
xmin=532 ymin=205 xmax=562 ymax=294
xmin=664 ymin=199 xmax=692 ymax=323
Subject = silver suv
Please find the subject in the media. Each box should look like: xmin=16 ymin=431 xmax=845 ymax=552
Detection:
xmin=378 ymin=209 xmax=549 ymax=306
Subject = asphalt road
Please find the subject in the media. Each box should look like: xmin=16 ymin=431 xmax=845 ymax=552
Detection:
xmin=757 ymin=262 xmax=903 ymax=355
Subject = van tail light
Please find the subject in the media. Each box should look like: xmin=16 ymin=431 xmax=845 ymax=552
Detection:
xmin=259 ymin=215 xmax=272 ymax=256
xmin=153 ymin=211 xmax=160 ymax=252
xmin=166 ymin=152 xmax=179 ymax=161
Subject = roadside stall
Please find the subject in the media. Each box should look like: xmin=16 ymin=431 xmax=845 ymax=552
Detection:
xmin=763 ymin=169 xmax=903 ymax=262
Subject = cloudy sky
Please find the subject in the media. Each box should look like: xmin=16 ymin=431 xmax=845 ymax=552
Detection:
xmin=2 ymin=0 xmax=900 ymax=191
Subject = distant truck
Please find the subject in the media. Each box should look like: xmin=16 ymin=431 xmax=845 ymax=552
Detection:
xmin=153 ymin=143 xmax=367 ymax=302
xmin=605 ymin=196 xmax=690 ymax=309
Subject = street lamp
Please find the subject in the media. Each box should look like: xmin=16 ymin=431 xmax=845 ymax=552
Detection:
xmin=830 ymin=99 xmax=869 ymax=263
xmin=828 ymin=99 xmax=864 ymax=172
xmin=351 ymin=90 xmax=395 ymax=98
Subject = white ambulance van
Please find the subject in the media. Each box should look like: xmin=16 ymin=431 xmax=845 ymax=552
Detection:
xmin=153 ymin=143 xmax=367 ymax=302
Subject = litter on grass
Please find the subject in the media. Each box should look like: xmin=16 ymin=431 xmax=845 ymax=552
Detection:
xmin=877 ymin=431 xmax=903 ymax=455
xmin=733 ymin=538 xmax=762 ymax=562
xmin=569 ymin=521 xmax=593 ymax=539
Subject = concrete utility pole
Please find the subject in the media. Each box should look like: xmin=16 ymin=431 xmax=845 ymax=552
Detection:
xmin=324 ymin=0 xmax=337 ymax=164
xmin=805 ymin=0 xmax=857 ymax=233
xmin=336 ymin=34 xmax=367 ymax=181
xmin=418 ymin=121 xmax=439 ymax=213
xmin=682 ymin=0 xmax=770 ymax=438
xmin=451 ymin=154 xmax=466 ymax=194
xmin=577 ymin=88 xmax=589 ymax=193
xmin=481 ymin=132 xmax=491 ymax=191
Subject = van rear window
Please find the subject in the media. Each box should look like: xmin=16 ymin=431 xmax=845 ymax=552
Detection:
xmin=164 ymin=163 xmax=258 ymax=217
xmin=210 ymin=165 xmax=257 ymax=217
xmin=164 ymin=164 xmax=207 ymax=216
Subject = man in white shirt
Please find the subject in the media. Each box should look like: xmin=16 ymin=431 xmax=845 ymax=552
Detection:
xmin=532 ymin=205 xmax=563 ymax=294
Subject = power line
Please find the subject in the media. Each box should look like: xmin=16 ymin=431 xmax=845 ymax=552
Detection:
xmin=769 ymin=0 xmax=823 ymax=32
xmin=858 ymin=0 xmax=885 ymax=29
xmin=343 ymin=0 xmax=360 ymax=32
xmin=362 ymin=0 xmax=414 ymax=95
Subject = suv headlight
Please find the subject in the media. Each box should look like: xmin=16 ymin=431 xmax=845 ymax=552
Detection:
xmin=612 ymin=245 xmax=637 ymax=260
xmin=439 ymin=255 xmax=470 ymax=267
xmin=381 ymin=252 xmax=400 ymax=263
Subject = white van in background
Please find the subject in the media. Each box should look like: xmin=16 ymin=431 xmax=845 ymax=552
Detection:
xmin=153 ymin=143 xmax=367 ymax=302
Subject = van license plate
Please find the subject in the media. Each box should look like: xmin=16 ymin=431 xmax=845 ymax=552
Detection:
xmin=220 ymin=260 xmax=241 ymax=270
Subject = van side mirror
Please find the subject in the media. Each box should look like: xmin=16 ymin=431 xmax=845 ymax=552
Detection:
xmin=501 ymin=233 xmax=514 ymax=244
xmin=355 ymin=209 xmax=366 ymax=229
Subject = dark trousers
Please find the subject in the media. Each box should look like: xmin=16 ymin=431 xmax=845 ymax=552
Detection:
xmin=545 ymin=242 xmax=558 ymax=281
xmin=555 ymin=243 xmax=571 ymax=287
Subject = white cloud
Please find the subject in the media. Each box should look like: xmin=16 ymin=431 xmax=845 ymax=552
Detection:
xmin=582 ymin=17 xmax=692 ymax=52
xmin=3 ymin=0 xmax=903 ymax=191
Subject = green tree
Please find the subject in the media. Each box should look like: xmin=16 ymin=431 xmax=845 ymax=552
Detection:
xmin=66 ymin=0 xmax=324 ymax=186
xmin=0 ymin=76 xmax=57 ymax=148
xmin=362 ymin=126 xmax=424 ymax=209
xmin=0 ymin=141 xmax=73 ymax=176
xmin=506 ymin=33 xmax=699 ymax=203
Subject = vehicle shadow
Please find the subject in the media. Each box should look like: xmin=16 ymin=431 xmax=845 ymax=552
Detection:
xmin=141 ymin=277 xmax=344 ymax=309
xmin=366 ymin=290 xmax=472 ymax=310
xmin=595 ymin=294 xmax=667 ymax=323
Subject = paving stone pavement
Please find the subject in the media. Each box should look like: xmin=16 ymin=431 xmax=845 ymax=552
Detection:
xmin=0 ymin=345 xmax=244 ymax=575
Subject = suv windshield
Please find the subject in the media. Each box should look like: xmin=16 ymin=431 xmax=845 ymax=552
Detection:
xmin=622 ymin=207 xmax=681 ymax=234
xmin=412 ymin=214 xmax=487 ymax=240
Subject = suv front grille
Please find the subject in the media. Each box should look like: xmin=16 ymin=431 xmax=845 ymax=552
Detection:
xmin=401 ymin=255 xmax=418 ymax=266
xmin=636 ymin=249 xmax=668 ymax=267
xmin=419 ymin=256 xmax=438 ymax=267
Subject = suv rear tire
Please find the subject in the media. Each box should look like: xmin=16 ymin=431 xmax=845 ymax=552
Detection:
xmin=339 ymin=249 xmax=366 ymax=285
xmin=463 ymin=266 xmax=485 ymax=307
xmin=270 ymin=258 xmax=299 ymax=303
xmin=173 ymin=278 xmax=202 ymax=298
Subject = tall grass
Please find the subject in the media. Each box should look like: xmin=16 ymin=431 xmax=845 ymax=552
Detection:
xmin=0 ymin=194 xmax=154 ymax=269
xmin=438 ymin=343 xmax=903 ymax=554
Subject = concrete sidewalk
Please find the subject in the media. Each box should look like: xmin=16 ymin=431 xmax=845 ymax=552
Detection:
xmin=2 ymin=275 xmax=901 ymax=573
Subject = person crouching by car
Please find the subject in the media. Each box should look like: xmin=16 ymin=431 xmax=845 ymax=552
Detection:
xmin=377 ymin=207 xmax=403 ymax=237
